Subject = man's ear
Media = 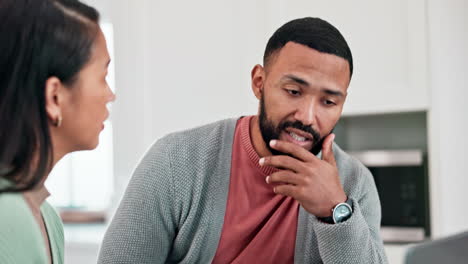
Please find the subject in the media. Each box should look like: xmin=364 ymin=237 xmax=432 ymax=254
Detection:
xmin=44 ymin=77 xmax=64 ymax=125
xmin=251 ymin=64 xmax=265 ymax=100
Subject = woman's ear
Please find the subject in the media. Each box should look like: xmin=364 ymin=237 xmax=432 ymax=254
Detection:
xmin=251 ymin=64 xmax=265 ymax=100
xmin=44 ymin=77 xmax=63 ymax=126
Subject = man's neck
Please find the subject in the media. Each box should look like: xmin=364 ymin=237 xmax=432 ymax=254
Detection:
xmin=249 ymin=115 xmax=272 ymax=158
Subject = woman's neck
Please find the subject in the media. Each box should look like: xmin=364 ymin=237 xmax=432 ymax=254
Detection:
xmin=21 ymin=143 xmax=66 ymax=209
xmin=23 ymin=184 xmax=50 ymax=210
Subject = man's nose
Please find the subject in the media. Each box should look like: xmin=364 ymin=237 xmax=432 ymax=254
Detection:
xmin=293 ymin=100 xmax=317 ymax=127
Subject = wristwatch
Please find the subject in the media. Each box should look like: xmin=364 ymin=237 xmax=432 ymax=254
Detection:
xmin=318 ymin=198 xmax=353 ymax=224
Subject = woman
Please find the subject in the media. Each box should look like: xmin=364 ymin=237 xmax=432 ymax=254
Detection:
xmin=0 ymin=0 xmax=115 ymax=263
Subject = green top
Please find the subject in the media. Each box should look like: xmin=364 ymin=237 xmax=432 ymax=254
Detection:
xmin=0 ymin=179 xmax=64 ymax=264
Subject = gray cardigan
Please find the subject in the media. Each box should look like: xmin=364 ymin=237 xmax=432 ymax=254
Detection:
xmin=98 ymin=118 xmax=388 ymax=264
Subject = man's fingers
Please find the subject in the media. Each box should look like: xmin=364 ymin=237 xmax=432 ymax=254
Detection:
xmin=269 ymin=140 xmax=317 ymax=162
xmin=260 ymin=155 xmax=305 ymax=172
xmin=266 ymin=170 xmax=305 ymax=186
xmin=321 ymin=133 xmax=336 ymax=166
xmin=273 ymin=184 xmax=299 ymax=199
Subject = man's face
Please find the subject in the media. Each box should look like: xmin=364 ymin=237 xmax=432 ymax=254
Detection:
xmin=254 ymin=42 xmax=350 ymax=155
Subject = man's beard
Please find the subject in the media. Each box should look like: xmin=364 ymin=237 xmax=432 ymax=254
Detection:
xmin=258 ymin=93 xmax=326 ymax=156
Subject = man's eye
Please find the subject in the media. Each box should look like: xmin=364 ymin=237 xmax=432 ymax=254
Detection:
xmin=287 ymin=89 xmax=301 ymax=96
xmin=324 ymin=100 xmax=336 ymax=106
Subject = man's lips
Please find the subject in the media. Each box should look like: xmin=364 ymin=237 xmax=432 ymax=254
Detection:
xmin=285 ymin=127 xmax=313 ymax=140
xmin=280 ymin=130 xmax=314 ymax=150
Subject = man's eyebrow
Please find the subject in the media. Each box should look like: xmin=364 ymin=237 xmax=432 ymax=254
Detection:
xmin=282 ymin=74 xmax=345 ymax=97
xmin=323 ymin=88 xmax=345 ymax=98
xmin=282 ymin=74 xmax=309 ymax=86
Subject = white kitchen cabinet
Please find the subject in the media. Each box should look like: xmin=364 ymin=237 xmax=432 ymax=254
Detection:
xmin=266 ymin=0 xmax=429 ymax=116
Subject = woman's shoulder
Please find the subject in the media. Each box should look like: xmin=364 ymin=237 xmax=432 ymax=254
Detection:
xmin=41 ymin=201 xmax=65 ymax=263
xmin=40 ymin=200 xmax=62 ymax=223
xmin=0 ymin=190 xmax=31 ymax=221
xmin=40 ymin=201 xmax=64 ymax=241
xmin=0 ymin=192 xmax=48 ymax=262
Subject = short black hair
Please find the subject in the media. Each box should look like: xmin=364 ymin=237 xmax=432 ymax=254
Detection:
xmin=0 ymin=0 xmax=100 ymax=193
xmin=263 ymin=17 xmax=353 ymax=78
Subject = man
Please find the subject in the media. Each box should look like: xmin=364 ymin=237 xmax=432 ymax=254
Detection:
xmin=98 ymin=17 xmax=388 ymax=263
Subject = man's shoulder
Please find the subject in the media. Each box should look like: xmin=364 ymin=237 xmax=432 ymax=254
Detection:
xmin=333 ymin=143 xmax=373 ymax=182
xmin=163 ymin=118 xmax=237 ymax=144
xmin=333 ymin=143 xmax=359 ymax=167
xmin=144 ymin=118 xmax=238 ymax=161
xmin=133 ymin=118 xmax=238 ymax=196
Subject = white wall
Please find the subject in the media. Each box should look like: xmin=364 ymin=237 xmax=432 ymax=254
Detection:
xmin=108 ymin=0 xmax=274 ymax=205
xmin=272 ymin=0 xmax=430 ymax=116
xmin=106 ymin=0 xmax=435 ymax=210
xmin=427 ymin=0 xmax=468 ymax=238
xmin=63 ymin=1 xmax=468 ymax=263
xmin=101 ymin=0 xmax=468 ymax=238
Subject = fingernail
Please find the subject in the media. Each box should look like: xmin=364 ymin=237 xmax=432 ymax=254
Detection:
xmin=265 ymin=176 xmax=270 ymax=184
xmin=270 ymin=140 xmax=277 ymax=147
xmin=259 ymin=158 xmax=265 ymax=166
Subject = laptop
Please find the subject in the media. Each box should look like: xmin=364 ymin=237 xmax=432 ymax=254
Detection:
xmin=404 ymin=230 xmax=468 ymax=264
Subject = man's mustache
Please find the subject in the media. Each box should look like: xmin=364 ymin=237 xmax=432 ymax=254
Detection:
xmin=278 ymin=120 xmax=321 ymax=142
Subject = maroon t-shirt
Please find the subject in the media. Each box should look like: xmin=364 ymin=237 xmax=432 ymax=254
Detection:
xmin=212 ymin=116 xmax=299 ymax=263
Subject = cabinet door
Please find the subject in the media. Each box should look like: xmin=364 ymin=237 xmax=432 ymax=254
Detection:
xmin=268 ymin=0 xmax=429 ymax=116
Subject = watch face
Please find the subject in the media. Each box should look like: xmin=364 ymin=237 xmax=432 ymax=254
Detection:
xmin=333 ymin=203 xmax=352 ymax=223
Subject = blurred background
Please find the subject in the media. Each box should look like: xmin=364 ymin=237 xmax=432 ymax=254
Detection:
xmin=44 ymin=0 xmax=468 ymax=263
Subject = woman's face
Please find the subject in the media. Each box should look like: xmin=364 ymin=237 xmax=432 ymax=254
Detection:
xmin=59 ymin=28 xmax=115 ymax=151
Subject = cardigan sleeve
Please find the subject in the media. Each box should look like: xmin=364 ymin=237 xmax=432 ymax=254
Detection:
xmin=98 ymin=138 xmax=178 ymax=264
xmin=310 ymin=163 xmax=388 ymax=264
